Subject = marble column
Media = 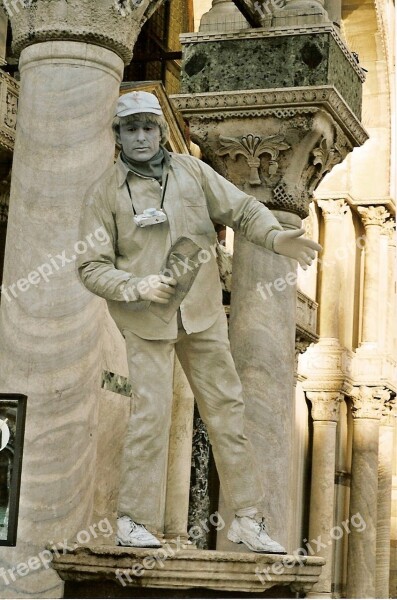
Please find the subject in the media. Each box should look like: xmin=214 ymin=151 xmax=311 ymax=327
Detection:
xmin=357 ymin=206 xmax=390 ymax=347
xmin=0 ymin=1 xmax=157 ymax=597
xmin=346 ymin=386 xmax=389 ymax=599
xmin=317 ymin=199 xmax=348 ymax=340
xmin=306 ymin=391 xmax=343 ymax=597
xmin=376 ymin=394 xmax=395 ymax=598
xmin=164 ymin=358 xmax=194 ymax=543
xmin=384 ymin=220 xmax=396 ymax=360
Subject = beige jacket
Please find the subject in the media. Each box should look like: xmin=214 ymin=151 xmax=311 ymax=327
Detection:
xmin=77 ymin=151 xmax=283 ymax=339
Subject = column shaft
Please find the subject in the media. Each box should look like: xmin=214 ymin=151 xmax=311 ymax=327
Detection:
xmin=317 ymin=200 xmax=347 ymax=339
xmin=376 ymin=418 xmax=394 ymax=597
xmin=229 ymin=211 xmax=299 ymax=549
xmin=0 ymin=42 xmax=123 ymax=597
xmin=347 ymin=418 xmax=380 ymax=598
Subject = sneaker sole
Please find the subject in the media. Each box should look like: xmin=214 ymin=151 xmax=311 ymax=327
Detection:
xmin=227 ymin=532 xmax=287 ymax=554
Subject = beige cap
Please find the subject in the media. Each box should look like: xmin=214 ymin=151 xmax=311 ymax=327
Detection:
xmin=115 ymin=91 xmax=163 ymax=117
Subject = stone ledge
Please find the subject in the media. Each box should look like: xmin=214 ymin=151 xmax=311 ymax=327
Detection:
xmin=52 ymin=546 xmax=324 ymax=595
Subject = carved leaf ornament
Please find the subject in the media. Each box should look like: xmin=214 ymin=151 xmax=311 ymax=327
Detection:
xmin=216 ymin=133 xmax=290 ymax=185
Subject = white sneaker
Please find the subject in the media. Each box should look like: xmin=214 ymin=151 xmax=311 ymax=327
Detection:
xmin=116 ymin=516 xmax=162 ymax=548
xmin=227 ymin=515 xmax=286 ymax=554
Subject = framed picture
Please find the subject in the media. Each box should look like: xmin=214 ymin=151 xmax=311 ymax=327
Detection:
xmin=0 ymin=394 xmax=27 ymax=546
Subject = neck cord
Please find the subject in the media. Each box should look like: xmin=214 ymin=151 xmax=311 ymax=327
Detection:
xmin=125 ymin=173 xmax=169 ymax=216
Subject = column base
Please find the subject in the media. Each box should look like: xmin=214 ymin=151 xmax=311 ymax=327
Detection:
xmin=272 ymin=4 xmax=329 ymax=26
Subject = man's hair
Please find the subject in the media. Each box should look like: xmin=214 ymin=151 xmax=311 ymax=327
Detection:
xmin=112 ymin=112 xmax=170 ymax=146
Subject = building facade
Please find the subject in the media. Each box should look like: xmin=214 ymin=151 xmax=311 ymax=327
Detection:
xmin=0 ymin=0 xmax=394 ymax=598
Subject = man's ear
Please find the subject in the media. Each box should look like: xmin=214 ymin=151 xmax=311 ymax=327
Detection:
xmin=115 ymin=129 xmax=122 ymax=149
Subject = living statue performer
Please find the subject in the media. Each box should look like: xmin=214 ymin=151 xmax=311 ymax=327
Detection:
xmin=78 ymin=91 xmax=321 ymax=553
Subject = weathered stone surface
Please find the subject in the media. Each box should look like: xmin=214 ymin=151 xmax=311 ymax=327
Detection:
xmin=51 ymin=544 xmax=325 ymax=595
xmin=2 ymin=0 xmax=163 ymax=64
xmin=179 ymin=26 xmax=364 ymax=119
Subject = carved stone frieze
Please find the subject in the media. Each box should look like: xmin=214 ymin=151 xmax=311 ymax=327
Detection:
xmin=1 ymin=0 xmax=160 ymax=64
xmin=216 ymin=133 xmax=290 ymax=186
xmin=349 ymin=386 xmax=391 ymax=420
xmin=302 ymin=137 xmax=343 ymax=195
xmin=171 ymin=87 xmax=368 ymax=146
xmin=358 ymin=205 xmax=390 ymax=228
xmin=306 ymin=391 xmax=343 ymax=421
xmin=172 ymin=97 xmax=362 ymax=219
xmin=0 ymin=70 xmax=19 ymax=155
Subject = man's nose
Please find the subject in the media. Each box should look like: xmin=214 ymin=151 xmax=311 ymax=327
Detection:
xmin=136 ymin=128 xmax=147 ymax=142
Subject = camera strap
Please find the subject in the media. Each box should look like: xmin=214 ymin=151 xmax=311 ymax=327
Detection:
xmin=125 ymin=172 xmax=169 ymax=216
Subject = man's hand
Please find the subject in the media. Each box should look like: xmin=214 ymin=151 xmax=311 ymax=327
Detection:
xmin=137 ymin=274 xmax=177 ymax=304
xmin=273 ymin=228 xmax=322 ymax=270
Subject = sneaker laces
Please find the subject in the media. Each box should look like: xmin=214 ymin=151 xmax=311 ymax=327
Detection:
xmin=253 ymin=514 xmax=268 ymax=533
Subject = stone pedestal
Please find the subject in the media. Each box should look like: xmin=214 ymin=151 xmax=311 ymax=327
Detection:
xmin=0 ymin=1 xmax=157 ymax=597
xmin=346 ymin=386 xmax=389 ymax=599
xmin=306 ymin=391 xmax=342 ymax=596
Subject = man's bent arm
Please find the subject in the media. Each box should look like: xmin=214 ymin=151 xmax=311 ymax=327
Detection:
xmin=199 ymin=160 xmax=283 ymax=251
xmin=77 ymin=186 xmax=140 ymax=302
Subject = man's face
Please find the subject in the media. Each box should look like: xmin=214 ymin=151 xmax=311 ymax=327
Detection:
xmin=118 ymin=118 xmax=161 ymax=162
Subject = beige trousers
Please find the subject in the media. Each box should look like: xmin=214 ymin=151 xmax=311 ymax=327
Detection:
xmin=118 ymin=311 xmax=264 ymax=531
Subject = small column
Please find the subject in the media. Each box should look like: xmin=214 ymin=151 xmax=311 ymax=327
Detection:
xmin=347 ymin=386 xmax=388 ymax=599
xmin=317 ymin=199 xmax=348 ymax=340
xmin=306 ymin=391 xmax=343 ymax=597
xmin=272 ymin=0 xmax=329 ymax=26
xmin=384 ymin=220 xmax=396 ymax=359
xmin=199 ymin=0 xmax=249 ymax=33
xmin=357 ymin=206 xmax=390 ymax=347
xmin=164 ymin=358 xmax=195 ymax=543
xmin=324 ymin=0 xmax=341 ymax=28
xmin=376 ymin=393 xmax=395 ymax=598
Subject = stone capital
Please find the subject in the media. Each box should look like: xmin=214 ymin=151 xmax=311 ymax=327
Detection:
xmin=349 ymin=386 xmax=390 ymax=419
xmin=317 ymin=198 xmax=348 ymax=219
xmin=306 ymin=391 xmax=343 ymax=421
xmin=358 ymin=206 xmax=390 ymax=228
xmin=381 ymin=393 xmax=397 ymax=427
xmin=381 ymin=218 xmax=396 ymax=244
xmin=171 ymin=92 xmax=365 ymax=219
xmin=1 ymin=0 xmax=162 ymax=64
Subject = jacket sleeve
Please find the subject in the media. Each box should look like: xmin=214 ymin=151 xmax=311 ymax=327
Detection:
xmin=77 ymin=180 xmax=141 ymax=302
xmin=198 ymin=159 xmax=283 ymax=251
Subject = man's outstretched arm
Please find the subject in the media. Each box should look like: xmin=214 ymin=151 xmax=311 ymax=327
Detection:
xmin=199 ymin=160 xmax=321 ymax=267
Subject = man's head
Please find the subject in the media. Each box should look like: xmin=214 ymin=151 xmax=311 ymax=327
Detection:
xmin=112 ymin=91 xmax=169 ymax=162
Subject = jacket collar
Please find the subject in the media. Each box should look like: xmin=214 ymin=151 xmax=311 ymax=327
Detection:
xmin=115 ymin=147 xmax=172 ymax=188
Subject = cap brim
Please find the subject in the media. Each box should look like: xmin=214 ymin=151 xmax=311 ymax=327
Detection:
xmin=116 ymin=107 xmax=163 ymax=117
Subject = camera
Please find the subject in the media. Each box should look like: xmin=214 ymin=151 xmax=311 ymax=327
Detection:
xmin=134 ymin=208 xmax=168 ymax=228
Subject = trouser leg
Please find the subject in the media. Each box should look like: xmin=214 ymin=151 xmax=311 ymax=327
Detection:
xmin=117 ymin=329 xmax=175 ymax=532
xmin=175 ymin=311 xmax=264 ymax=513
